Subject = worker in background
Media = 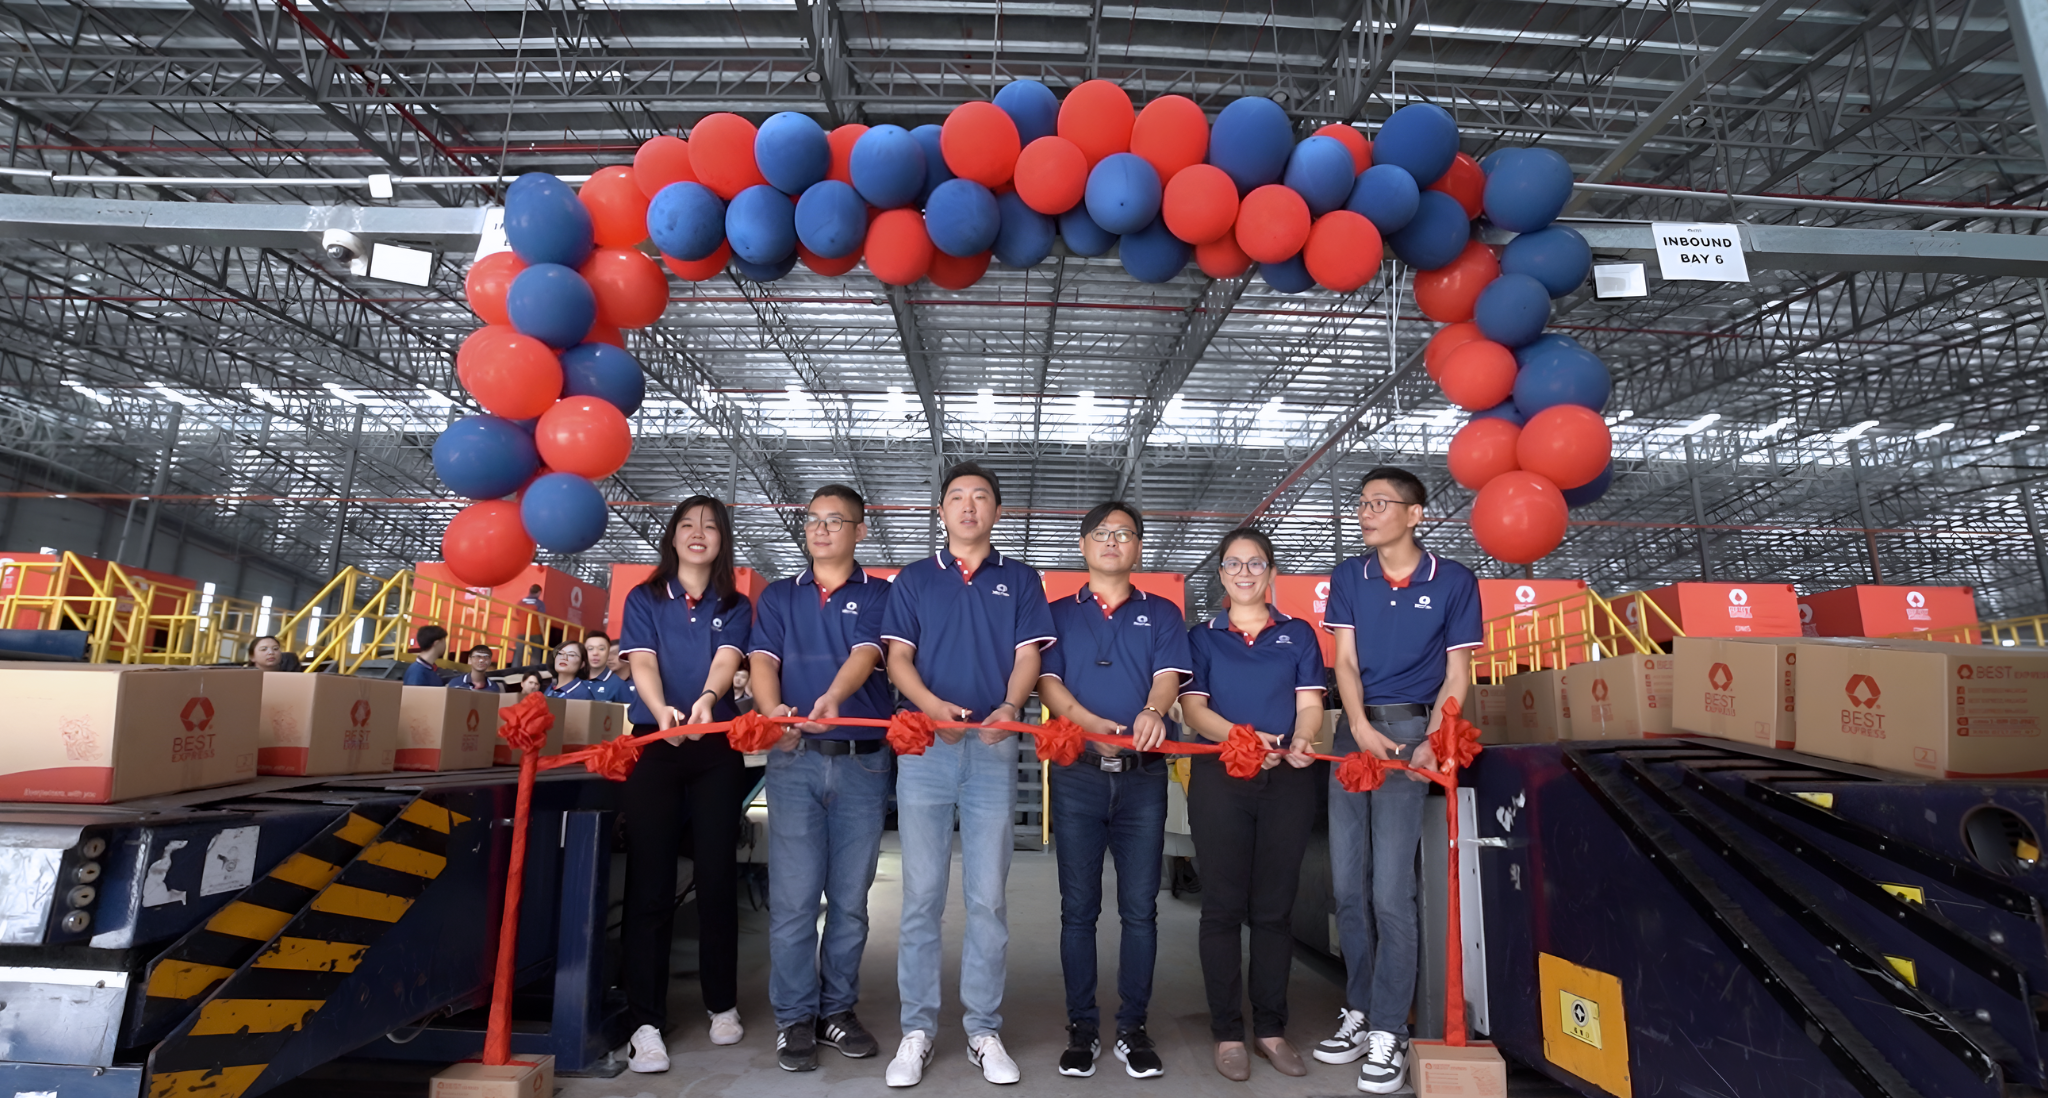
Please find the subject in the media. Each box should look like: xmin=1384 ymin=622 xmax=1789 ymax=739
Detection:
xmin=748 ymin=484 xmax=894 ymax=1073
xmin=404 ymin=626 xmax=448 ymax=687
xmin=519 ymin=584 xmax=548 ymax=665
xmin=584 ymin=632 xmax=626 ymax=702
xmin=448 ymin=645 xmax=501 ymax=692
xmin=1179 ymin=527 xmax=1323 ymax=1083
xmin=617 ymin=496 xmax=753 ymax=1073
xmin=516 ymin=672 xmax=543 ymax=697
xmin=546 ymin=641 xmax=595 ymax=700
xmin=249 ymin=634 xmax=285 ymax=672
xmin=1037 ymin=501 xmax=1188 ymax=1081
xmin=879 ymin=462 xmax=1056 ymax=1088
xmin=1316 ymin=467 xmax=1481 ymax=1095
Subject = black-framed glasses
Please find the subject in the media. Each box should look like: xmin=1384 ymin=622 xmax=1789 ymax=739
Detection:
xmin=1087 ymin=528 xmax=1138 ymax=544
xmin=803 ymin=515 xmax=851 ymax=532
xmin=1357 ymin=497 xmax=1416 ymax=514
xmin=1220 ymin=558 xmax=1270 ymax=575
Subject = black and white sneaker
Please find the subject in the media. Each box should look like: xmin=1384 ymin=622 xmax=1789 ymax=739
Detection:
xmin=1114 ymin=1028 xmax=1164 ymax=1079
xmin=1058 ymin=1024 xmax=1099 ymax=1077
xmin=777 ymin=1021 xmax=818 ymax=1072
xmin=817 ymin=1011 xmax=880 ymax=1058
xmin=1356 ymin=1030 xmax=1407 ymax=1094
xmin=1314 ymin=1007 xmax=1370 ymax=1064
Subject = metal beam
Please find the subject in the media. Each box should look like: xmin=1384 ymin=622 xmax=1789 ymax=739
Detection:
xmin=1110 ymin=274 xmax=1249 ymax=500
xmin=886 ymin=285 xmax=945 ymax=460
xmin=1546 ymin=219 xmax=2048 ymax=278
xmin=2008 ymin=0 xmax=2048 ymax=175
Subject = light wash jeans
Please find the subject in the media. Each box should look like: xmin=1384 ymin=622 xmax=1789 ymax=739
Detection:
xmin=1328 ymin=715 xmax=1432 ymax=1036
xmin=895 ymin=731 xmax=1020 ymax=1038
xmin=765 ymin=743 xmax=894 ymax=1028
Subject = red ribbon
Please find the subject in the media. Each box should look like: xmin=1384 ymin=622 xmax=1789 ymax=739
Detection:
xmin=580 ymin=733 xmax=644 ymax=781
xmin=1334 ymin=751 xmax=1389 ymax=792
xmin=496 ymin=692 xmax=553 ymax=753
xmin=1032 ymin=716 xmax=1087 ymax=766
xmin=1429 ymin=695 xmax=1484 ymax=772
xmin=727 ymin=710 xmax=784 ymax=753
xmin=1218 ymin=724 xmax=1267 ymax=779
xmin=886 ymin=710 xmax=936 ymax=756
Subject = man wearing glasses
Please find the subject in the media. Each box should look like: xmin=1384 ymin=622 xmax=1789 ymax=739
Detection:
xmin=748 ymin=485 xmax=894 ymax=1073
xmin=1314 ymin=467 xmax=1482 ymax=1094
xmin=1037 ymin=502 xmax=1190 ymax=1081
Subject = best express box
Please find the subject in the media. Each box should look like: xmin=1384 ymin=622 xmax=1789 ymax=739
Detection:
xmin=1794 ymin=639 xmax=2048 ymax=778
xmin=258 ymin=672 xmax=401 ymax=776
xmin=0 ymin=664 xmax=261 ymax=802
xmin=396 ymin=685 xmax=499 ymax=772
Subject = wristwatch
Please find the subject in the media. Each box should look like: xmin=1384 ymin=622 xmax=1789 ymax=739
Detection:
xmin=1140 ymin=705 xmax=1164 ymax=717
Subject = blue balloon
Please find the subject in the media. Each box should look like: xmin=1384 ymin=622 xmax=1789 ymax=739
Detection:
xmin=994 ymin=79 xmax=1060 ymax=145
xmin=925 ymin=179 xmax=1000 ymax=257
xmin=1473 ymin=273 xmax=1552 ymax=347
xmin=911 ymin=124 xmax=955 ymax=207
xmin=1385 ymin=191 xmax=1471 ymax=270
xmin=1483 ymin=147 xmax=1574 ymax=233
xmin=520 ymin=473 xmax=609 ymax=554
xmin=1059 ymin=204 xmax=1117 ymax=257
xmin=1207 ymin=96 xmax=1294 ymax=193
xmin=504 ymin=173 xmax=594 ymax=268
xmin=1346 ymin=164 xmax=1421 ymax=234
xmin=1512 ymin=335 xmax=1611 ymax=416
xmin=1261 ymin=254 xmax=1314 ymax=294
xmin=726 ymin=184 xmax=797 ymax=265
xmin=994 ymin=190 xmax=1055 ymax=268
xmin=732 ymin=252 xmax=799 ymax=281
xmin=1119 ymin=216 xmax=1191 ymax=284
xmin=560 ymin=342 xmax=646 ymax=417
xmin=755 ymin=112 xmax=831 ymax=195
xmin=1479 ymin=147 xmax=1528 ymax=175
xmin=1472 ymin=401 xmax=1526 ymax=427
xmin=1373 ymin=102 xmax=1460 ymax=187
xmin=433 ymin=415 xmax=539 ymax=500
xmin=795 ymin=180 xmax=867 ymax=259
xmin=1560 ymin=461 xmax=1614 ymax=508
xmin=850 ymin=125 xmax=926 ymax=209
xmin=1284 ymin=136 xmax=1356 ymax=217
xmin=505 ymin=263 xmax=596 ymax=349
xmin=645 ymin=181 xmax=726 ymax=261
xmin=1085 ymin=153 xmax=1163 ymax=235
xmin=509 ymin=417 xmax=538 ymax=434
xmin=1500 ymin=224 xmax=1591 ymax=298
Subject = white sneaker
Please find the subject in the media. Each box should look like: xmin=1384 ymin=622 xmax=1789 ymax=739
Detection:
xmin=887 ymin=1030 xmax=935 ymax=1087
xmin=627 ymin=1023 xmax=669 ymax=1073
xmin=968 ymin=1032 xmax=1021 ymax=1085
xmin=708 ymin=1008 xmax=744 ymax=1046
xmin=1314 ymin=1007 xmax=1370 ymax=1064
xmin=1356 ymin=1031 xmax=1407 ymax=1094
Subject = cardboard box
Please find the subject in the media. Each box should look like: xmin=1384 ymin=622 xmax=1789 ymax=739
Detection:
xmin=428 ymin=1055 xmax=553 ymax=1098
xmin=494 ymin=693 xmax=565 ymax=764
xmin=395 ymin=686 xmax=499 ymax=772
xmin=1410 ymin=1040 xmax=1508 ymax=1097
xmin=1504 ymin=668 xmax=1571 ymax=742
xmin=1565 ymin=654 xmax=1675 ymax=740
xmin=561 ymin=699 xmax=632 ymax=747
xmin=1794 ymin=639 xmax=2048 ymax=778
xmin=259 ymin=673 xmax=401 ymax=776
xmin=0 ymin=664 xmax=261 ymax=802
xmin=1800 ymin=584 xmax=1979 ymax=640
xmin=1672 ymin=636 xmax=1799 ymax=748
xmin=1310 ymin=709 xmax=1339 ymax=755
xmin=1615 ymin=582 xmax=1801 ymax=641
xmin=1466 ymin=682 xmax=1511 ymax=744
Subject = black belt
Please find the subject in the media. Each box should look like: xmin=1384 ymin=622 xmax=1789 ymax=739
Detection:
xmin=1072 ymin=751 xmax=1152 ymax=774
xmin=1364 ymin=703 xmax=1432 ymax=722
xmin=807 ymin=738 xmax=886 ymax=756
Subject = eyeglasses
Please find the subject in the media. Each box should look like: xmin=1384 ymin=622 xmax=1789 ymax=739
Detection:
xmin=1220 ymin=558 xmax=1270 ymax=575
xmin=1086 ymin=528 xmax=1138 ymax=544
xmin=803 ymin=515 xmax=851 ymax=532
xmin=1357 ymin=497 xmax=1416 ymax=514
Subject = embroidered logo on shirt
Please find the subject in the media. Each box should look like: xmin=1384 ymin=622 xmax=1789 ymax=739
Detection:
xmin=992 ymin=583 xmax=1011 ymax=597
xmin=712 ymin=617 xmax=724 ymax=628
xmin=842 ymin=600 xmax=860 ymax=614
xmin=1275 ymin=634 xmax=1294 ymax=645
xmin=1134 ymin=615 xmax=1151 ymax=626
xmin=1415 ymin=595 xmax=1433 ymax=609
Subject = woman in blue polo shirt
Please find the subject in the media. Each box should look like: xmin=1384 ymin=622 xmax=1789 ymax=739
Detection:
xmin=544 ymin=641 xmax=595 ymax=700
xmin=616 ymin=496 xmax=754 ymax=1074
xmin=1179 ymin=526 xmax=1325 ymax=1083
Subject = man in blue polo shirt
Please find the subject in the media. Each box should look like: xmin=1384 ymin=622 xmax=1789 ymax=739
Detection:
xmin=880 ymin=461 xmax=1056 ymax=1088
xmin=447 ymin=645 xmax=501 ymax=692
xmin=582 ymin=633 xmax=627 ymax=703
xmin=403 ymin=626 xmax=448 ymax=687
xmin=1314 ymin=467 xmax=1482 ymax=1094
xmin=1038 ymin=501 xmax=1188 ymax=1081
xmin=748 ymin=484 xmax=893 ymax=1074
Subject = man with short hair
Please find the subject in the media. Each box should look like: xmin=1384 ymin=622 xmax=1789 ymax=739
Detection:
xmin=880 ymin=462 xmax=1056 ymax=1088
xmin=1314 ymin=467 xmax=1482 ymax=1095
xmin=584 ymin=633 xmax=626 ymax=703
xmin=405 ymin=626 xmax=449 ymax=687
xmin=1038 ymin=501 xmax=1189 ymax=1081
xmin=448 ymin=645 xmax=501 ymax=692
xmin=749 ymin=484 xmax=894 ymax=1073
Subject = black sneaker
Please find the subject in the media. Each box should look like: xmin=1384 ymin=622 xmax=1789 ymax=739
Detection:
xmin=1114 ymin=1027 xmax=1164 ymax=1079
xmin=817 ymin=1011 xmax=880 ymax=1059
xmin=1058 ymin=1024 xmax=1100 ymax=1077
xmin=1356 ymin=1030 xmax=1407 ymax=1094
xmin=777 ymin=1021 xmax=818 ymax=1072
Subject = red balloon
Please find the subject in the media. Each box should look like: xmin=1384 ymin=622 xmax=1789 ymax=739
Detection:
xmin=634 ymin=136 xmax=696 ymax=199
xmin=865 ymin=208 xmax=933 ymax=286
xmin=1235 ymin=184 xmax=1311 ymax=264
xmin=443 ymin=501 xmax=536 ymax=588
xmin=585 ymin=321 xmax=625 ymax=349
xmin=1058 ymin=79 xmax=1135 ymax=166
xmin=1430 ymin=152 xmax=1485 ymax=218
xmin=1130 ymin=94 xmax=1209 ymax=182
xmin=1302 ymin=211 xmax=1383 ymax=292
xmin=828 ymin=124 xmax=868 ymax=185
xmin=1437 ymin=339 xmax=1517 ymax=410
xmin=799 ymin=242 xmax=862 ymax=276
xmin=579 ymin=247 xmax=670 ymax=329
xmin=662 ymin=241 xmax=731 ymax=282
xmin=1196 ymin=233 xmax=1253 ymax=279
xmin=689 ymin=113 xmax=767 ymax=200
xmin=1425 ymin=321 xmax=1484 ymax=381
xmin=1448 ymin=418 xmax=1523 ymax=490
xmin=1015 ymin=136 xmax=1089 ymax=215
xmin=1413 ymin=240 xmax=1501 ymax=323
xmin=942 ymin=101 xmax=1021 ymax=188
xmin=1470 ymin=471 xmax=1569 ymax=564
xmin=580 ymin=165 xmax=651 ymax=248
xmin=928 ymin=249 xmax=991 ymax=290
xmin=1517 ymin=405 xmax=1612 ymax=490
xmin=1162 ymin=164 xmax=1238 ymax=245
xmin=1314 ymin=124 xmax=1372 ymax=173
xmin=536 ymin=396 xmax=633 ymax=480
xmin=464 ymin=250 xmax=525 ymax=327
xmin=456 ymin=326 xmax=563 ymax=420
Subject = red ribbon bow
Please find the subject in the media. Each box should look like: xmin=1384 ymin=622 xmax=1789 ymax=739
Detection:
xmin=1219 ymin=724 xmax=1268 ymax=780
xmin=887 ymin=710 xmax=937 ymax=756
xmin=496 ymin=693 xmax=553 ymax=754
xmin=582 ymin=733 xmax=645 ymax=781
xmin=727 ymin=711 xmax=783 ymax=753
xmin=1033 ymin=717 xmax=1087 ymax=766
xmin=1335 ymin=751 xmax=1390 ymax=793
xmin=1428 ymin=695 xmax=1483 ymax=773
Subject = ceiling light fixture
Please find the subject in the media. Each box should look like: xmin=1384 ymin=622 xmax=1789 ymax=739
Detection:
xmin=322 ymin=382 xmax=365 ymax=405
xmin=1673 ymin=412 xmax=1720 ymax=436
xmin=1745 ymin=416 xmax=1793 ymax=438
xmin=151 ymin=383 xmax=199 ymax=407
xmin=1913 ymin=422 xmax=1956 ymax=440
xmin=1832 ymin=419 xmax=1880 ymax=442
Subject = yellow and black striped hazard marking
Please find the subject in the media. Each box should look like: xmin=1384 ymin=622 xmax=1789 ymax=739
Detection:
xmin=146 ymin=796 xmax=471 ymax=1098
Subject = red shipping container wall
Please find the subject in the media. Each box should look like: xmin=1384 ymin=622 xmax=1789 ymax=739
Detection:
xmin=1270 ymin=574 xmax=1336 ymax=666
xmin=1615 ymin=583 xmax=1802 ymax=641
xmin=1476 ymin=578 xmax=1592 ymax=675
xmin=1041 ymin=571 xmax=1187 ymax=612
xmin=1800 ymin=585 xmax=1980 ymax=640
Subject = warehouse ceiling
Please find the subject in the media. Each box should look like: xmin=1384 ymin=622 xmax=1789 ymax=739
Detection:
xmin=2 ymin=0 xmax=2047 ymax=614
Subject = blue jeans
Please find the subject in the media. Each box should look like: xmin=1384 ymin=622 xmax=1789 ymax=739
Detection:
xmin=1328 ymin=715 xmax=1431 ymax=1036
xmin=1049 ymin=754 xmax=1168 ymax=1037
xmin=895 ymin=732 xmax=1020 ymax=1037
xmin=765 ymin=743 xmax=894 ymax=1028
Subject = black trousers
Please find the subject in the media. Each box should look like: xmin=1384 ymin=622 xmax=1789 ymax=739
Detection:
xmin=1187 ymin=755 xmax=1318 ymax=1041
xmin=622 ymin=729 xmax=752 ymax=1029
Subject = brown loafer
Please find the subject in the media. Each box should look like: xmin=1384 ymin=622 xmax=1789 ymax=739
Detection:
xmin=1214 ymin=1042 xmax=1250 ymax=1081
xmin=1253 ymin=1037 xmax=1308 ymax=1077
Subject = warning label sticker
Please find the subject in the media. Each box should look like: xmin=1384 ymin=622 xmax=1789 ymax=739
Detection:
xmin=1560 ymin=991 xmax=1602 ymax=1049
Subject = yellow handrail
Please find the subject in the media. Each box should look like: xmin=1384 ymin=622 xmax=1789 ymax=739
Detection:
xmin=1895 ymin=613 xmax=2048 ymax=648
xmin=1476 ymin=588 xmax=1673 ymax=682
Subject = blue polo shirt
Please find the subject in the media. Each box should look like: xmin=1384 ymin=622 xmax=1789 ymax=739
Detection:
xmin=448 ymin=675 xmax=501 ymax=693
xmin=1042 ymin=587 xmax=1193 ymax=743
xmin=1324 ymin=548 xmax=1484 ymax=705
xmin=751 ymin=564 xmax=894 ymax=740
xmin=403 ymin=659 xmax=444 ymax=688
xmin=878 ymin=548 xmax=1058 ymax=717
xmin=1183 ymin=609 xmax=1325 ymax=736
xmin=546 ymin=678 xmax=595 ymax=701
xmin=617 ymin=579 xmax=753 ymax=726
xmin=585 ymin=668 xmax=626 ymax=704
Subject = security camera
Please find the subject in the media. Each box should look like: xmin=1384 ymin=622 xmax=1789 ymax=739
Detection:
xmin=320 ymin=230 xmax=370 ymax=275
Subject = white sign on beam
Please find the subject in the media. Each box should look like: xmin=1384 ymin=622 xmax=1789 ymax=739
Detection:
xmin=1652 ymin=222 xmax=1749 ymax=282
